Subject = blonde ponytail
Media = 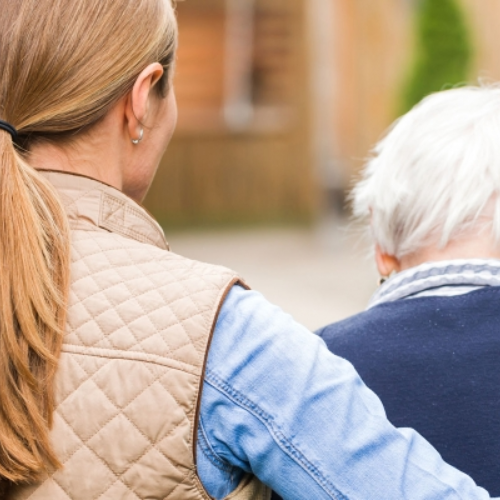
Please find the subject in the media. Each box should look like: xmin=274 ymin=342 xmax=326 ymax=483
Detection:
xmin=0 ymin=0 xmax=177 ymax=484
xmin=0 ymin=133 xmax=69 ymax=482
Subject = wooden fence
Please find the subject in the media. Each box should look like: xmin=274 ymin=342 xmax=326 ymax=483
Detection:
xmin=145 ymin=0 xmax=315 ymax=227
xmin=145 ymin=0 xmax=500 ymax=226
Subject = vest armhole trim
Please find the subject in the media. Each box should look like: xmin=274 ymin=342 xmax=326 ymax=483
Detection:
xmin=192 ymin=276 xmax=247 ymax=499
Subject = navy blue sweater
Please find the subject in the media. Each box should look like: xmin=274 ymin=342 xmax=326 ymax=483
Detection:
xmin=317 ymin=286 xmax=500 ymax=496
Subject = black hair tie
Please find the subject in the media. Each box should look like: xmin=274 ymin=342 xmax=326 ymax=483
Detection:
xmin=0 ymin=120 xmax=18 ymax=142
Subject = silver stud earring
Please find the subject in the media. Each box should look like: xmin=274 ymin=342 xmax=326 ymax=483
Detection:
xmin=131 ymin=128 xmax=144 ymax=145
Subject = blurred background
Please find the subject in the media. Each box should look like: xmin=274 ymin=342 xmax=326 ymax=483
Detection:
xmin=145 ymin=0 xmax=500 ymax=330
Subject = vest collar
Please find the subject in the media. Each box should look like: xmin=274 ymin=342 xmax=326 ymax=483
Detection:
xmin=39 ymin=170 xmax=169 ymax=251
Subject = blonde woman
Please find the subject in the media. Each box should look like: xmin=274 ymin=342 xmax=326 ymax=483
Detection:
xmin=0 ymin=2 xmax=493 ymax=499
xmin=318 ymin=86 xmax=500 ymax=497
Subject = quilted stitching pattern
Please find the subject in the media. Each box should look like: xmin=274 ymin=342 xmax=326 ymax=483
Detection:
xmin=10 ymin=228 xmax=236 ymax=500
xmin=8 ymin=172 xmax=242 ymax=500
xmin=66 ymin=231 xmax=229 ymax=366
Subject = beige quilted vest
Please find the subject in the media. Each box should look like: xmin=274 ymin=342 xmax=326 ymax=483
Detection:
xmin=8 ymin=172 xmax=271 ymax=500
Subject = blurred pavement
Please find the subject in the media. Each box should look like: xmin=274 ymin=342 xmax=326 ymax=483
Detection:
xmin=167 ymin=216 xmax=378 ymax=331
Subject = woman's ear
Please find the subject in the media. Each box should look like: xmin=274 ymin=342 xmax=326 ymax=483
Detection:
xmin=375 ymin=244 xmax=401 ymax=277
xmin=125 ymin=63 xmax=165 ymax=141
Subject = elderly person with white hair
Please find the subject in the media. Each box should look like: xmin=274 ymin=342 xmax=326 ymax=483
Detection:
xmin=318 ymin=86 xmax=500 ymax=496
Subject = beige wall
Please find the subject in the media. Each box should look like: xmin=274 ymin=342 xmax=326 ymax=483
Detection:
xmin=330 ymin=0 xmax=412 ymax=178
xmin=462 ymin=0 xmax=500 ymax=81
xmin=329 ymin=0 xmax=500 ymax=181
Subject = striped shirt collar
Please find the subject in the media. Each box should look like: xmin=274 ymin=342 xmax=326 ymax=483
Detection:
xmin=368 ymin=259 xmax=500 ymax=309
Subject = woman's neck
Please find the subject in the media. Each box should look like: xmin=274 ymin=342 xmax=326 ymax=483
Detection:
xmin=27 ymin=106 xmax=127 ymax=194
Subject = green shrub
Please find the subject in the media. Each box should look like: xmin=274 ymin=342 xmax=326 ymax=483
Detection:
xmin=401 ymin=0 xmax=472 ymax=113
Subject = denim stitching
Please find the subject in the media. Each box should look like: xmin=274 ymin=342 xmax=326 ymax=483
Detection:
xmin=198 ymin=419 xmax=236 ymax=474
xmin=204 ymin=370 xmax=349 ymax=500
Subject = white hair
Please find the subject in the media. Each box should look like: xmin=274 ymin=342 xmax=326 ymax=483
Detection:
xmin=352 ymin=85 xmax=500 ymax=258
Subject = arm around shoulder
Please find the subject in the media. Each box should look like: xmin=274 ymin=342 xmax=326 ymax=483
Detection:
xmin=198 ymin=285 xmax=492 ymax=500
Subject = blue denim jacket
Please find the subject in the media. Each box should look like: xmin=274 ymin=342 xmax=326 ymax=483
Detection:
xmin=197 ymin=286 xmax=493 ymax=499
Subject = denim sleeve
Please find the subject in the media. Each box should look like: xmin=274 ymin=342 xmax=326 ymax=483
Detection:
xmin=197 ymin=285 xmax=492 ymax=500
